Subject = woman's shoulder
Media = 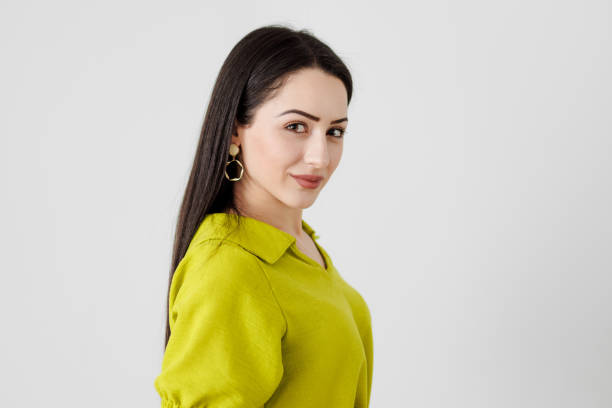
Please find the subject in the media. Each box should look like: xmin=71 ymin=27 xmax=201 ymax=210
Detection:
xmin=184 ymin=236 xmax=256 ymax=268
xmin=169 ymin=239 xmax=273 ymax=312
xmin=177 ymin=238 xmax=263 ymax=286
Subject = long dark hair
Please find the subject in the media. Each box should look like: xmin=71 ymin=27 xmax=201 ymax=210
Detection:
xmin=164 ymin=24 xmax=353 ymax=349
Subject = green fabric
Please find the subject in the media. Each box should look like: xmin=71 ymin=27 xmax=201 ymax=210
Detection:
xmin=154 ymin=212 xmax=373 ymax=407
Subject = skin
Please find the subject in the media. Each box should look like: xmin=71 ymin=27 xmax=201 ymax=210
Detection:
xmin=229 ymin=67 xmax=348 ymax=268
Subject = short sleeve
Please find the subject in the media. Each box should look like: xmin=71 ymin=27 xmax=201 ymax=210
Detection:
xmin=154 ymin=241 xmax=287 ymax=408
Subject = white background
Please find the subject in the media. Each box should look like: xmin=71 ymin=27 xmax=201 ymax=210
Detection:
xmin=1 ymin=0 xmax=610 ymax=407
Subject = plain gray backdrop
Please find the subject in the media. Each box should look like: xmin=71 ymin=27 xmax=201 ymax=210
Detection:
xmin=1 ymin=0 xmax=610 ymax=407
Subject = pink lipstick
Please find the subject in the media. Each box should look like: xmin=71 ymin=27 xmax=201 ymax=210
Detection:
xmin=291 ymin=174 xmax=323 ymax=189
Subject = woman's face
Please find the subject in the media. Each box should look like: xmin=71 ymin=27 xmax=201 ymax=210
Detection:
xmin=233 ymin=67 xmax=348 ymax=210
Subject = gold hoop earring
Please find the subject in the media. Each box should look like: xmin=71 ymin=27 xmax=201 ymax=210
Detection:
xmin=224 ymin=143 xmax=244 ymax=181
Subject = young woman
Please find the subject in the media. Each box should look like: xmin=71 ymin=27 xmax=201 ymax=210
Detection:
xmin=154 ymin=25 xmax=373 ymax=408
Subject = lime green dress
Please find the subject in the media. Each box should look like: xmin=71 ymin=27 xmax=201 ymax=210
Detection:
xmin=154 ymin=212 xmax=373 ymax=407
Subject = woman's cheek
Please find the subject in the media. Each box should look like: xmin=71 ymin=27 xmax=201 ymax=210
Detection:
xmin=245 ymin=131 xmax=291 ymax=176
xmin=267 ymin=131 xmax=300 ymax=162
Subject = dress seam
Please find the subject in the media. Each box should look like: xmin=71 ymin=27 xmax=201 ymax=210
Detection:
xmin=193 ymin=237 xmax=289 ymax=337
xmin=253 ymin=257 xmax=289 ymax=338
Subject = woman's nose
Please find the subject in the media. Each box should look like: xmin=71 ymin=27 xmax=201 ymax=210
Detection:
xmin=303 ymin=131 xmax=330 ymax=168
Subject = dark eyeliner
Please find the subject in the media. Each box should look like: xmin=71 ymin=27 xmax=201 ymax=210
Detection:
xmin=285 ymin=121 xmax=345 ymax=138
xmin=328 ymin=127 xmax=345 ymax=138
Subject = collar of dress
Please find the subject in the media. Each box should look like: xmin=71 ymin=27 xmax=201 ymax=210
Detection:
xmin=191 ymin=212 xmax=319 ymax=264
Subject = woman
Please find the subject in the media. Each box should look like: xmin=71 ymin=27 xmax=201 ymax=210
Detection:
xmin=154 ymin=25 xmax=373 ymax=408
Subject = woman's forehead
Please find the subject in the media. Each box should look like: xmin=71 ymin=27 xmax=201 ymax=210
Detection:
xmin=258 ymin=70 xmax=348 ymax=120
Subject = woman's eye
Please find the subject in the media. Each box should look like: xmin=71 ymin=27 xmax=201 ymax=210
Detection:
xmin=328 ymin=127 xmax=346 ymax=138
xmin=286 ymin=122 xmax=345 ymax=138
xmin=286 ymin=122 xmax=306 ymax=133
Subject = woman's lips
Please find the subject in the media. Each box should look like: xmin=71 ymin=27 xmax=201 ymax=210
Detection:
xmin=291 ymin=174 xmax=323 ymax=189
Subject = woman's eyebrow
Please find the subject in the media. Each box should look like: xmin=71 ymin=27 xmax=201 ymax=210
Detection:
xmin=277 ymin=109 xmax=348 ymax=124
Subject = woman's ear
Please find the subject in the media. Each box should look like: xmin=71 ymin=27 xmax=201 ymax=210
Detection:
xmin=231 ymin=119 xmax=242 ymax=146
xmin=233 ymin=118 xmax=252 ymax=135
